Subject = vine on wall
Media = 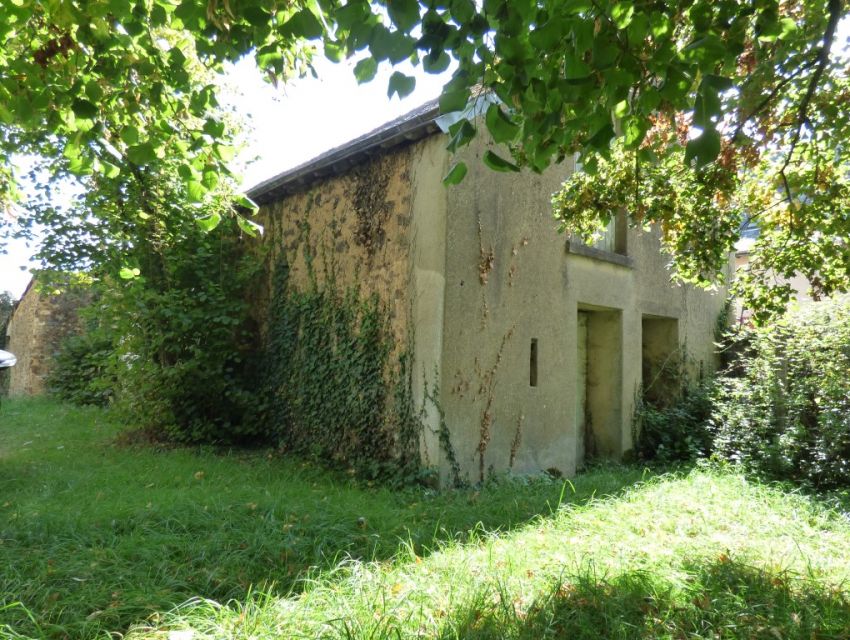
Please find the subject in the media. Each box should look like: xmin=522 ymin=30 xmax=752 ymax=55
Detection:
xmin=263 ymin=243 xmax=423 ymax=483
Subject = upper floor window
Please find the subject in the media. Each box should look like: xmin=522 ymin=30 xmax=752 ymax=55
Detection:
xmin=588 ymin=212 xmax=628 ymax=256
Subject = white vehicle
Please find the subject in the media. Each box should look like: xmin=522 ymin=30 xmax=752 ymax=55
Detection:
xmin=0 ymin=349 xmax=16 ymax=368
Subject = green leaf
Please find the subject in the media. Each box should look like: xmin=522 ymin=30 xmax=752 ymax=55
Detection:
xmin=178 ymin=163 xmax=196 ymax=181
xmin=203 ymin=118 xmax=226 ymax=138
xmin=234 ymin=194 xmax=259 ymax=212
xmin=483 ymin=150 xmax=520 ymax=172
xmin=335 ymin=1 xmax=368 ymax=30
xmin=613 ymin=100 xmax=630 ymax=118
xmin=777 ymin=17 xmax=798 ymax=40
xmin=387 ymin=71 xmax=416 ymax=99
xmin=423 ymin=51 xmax=451 ymax=74
xmin=201 ymin=169 xmax=219 ymax=190
xmin=324 ymin=41 xmax=345 ymax=63
xmin=587 ymin=122 xmax=615 ymax=149
xmin=72 ymin=99 xmax=98 ymax=120
xmin=257 ymin=47 xmax=284 ymax=70
xmin=237 ymin=215 xmax=262 ymax=237
xmin=443 ymin=161 xmax=468 ymax=185
xmin=591 ymin=39 xmax=619 ymax=68
xmin=186 ymin=180 xmax=207 ymax=202
xmin=622 ymin=115 xmax=646 ymax=148
xmin=119 ymin=267 xmax=141 ymax=280
xmin=439 ymin=88 xmax=470 ymax=113
xmin=530 ymin=20 xmax=564 ymax=50
xmin=213 ymin=144 xmax=235 ymax=162
xmin=126 ymin=142 xmax=157 ymax=165
xmin=685 ymin=127 xmax=721 ymax=168
xmin=354 ymin=57 xmax=378 ymax=84
xmin=485 ymin=103 xmax=519 ymax=144
xmin=280 ymin=8 xmax=323 ymax=39
xmin=626 ymin=13 xmax=649 ymax=44
xmin=100 ymin=160 xmax=120 ymax=179
xmin=704 ymin=74 xmax=733 ymax=91
xmin=447 ymin=119 xmax=476 ymax=152
xmin=85 ymin=81 xmax=104 ymax=103
xmin=386 ymin=0 xmax=419 ymax=33
xmin=682 ymin=34 xmax=726 ymax=66
xmin=564 ymin=55 xmax=591 ymax=80
xmin=610 ymin=2 xmax=634 ymax=29
xmin=196 ymin=212 xmax=222 ymax=232
xmin=449 ymin=0 xmax=475 ymax=23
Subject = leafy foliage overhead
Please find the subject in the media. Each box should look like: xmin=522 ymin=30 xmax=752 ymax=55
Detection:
xmin=1 ymin=0 xmax=848 ymax=315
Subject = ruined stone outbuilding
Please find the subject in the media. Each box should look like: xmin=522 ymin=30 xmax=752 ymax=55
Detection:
xmin=3 ymin=279 xmax=88 ymax=397
xmin=248 ymin=99 xmax=730 ymax=483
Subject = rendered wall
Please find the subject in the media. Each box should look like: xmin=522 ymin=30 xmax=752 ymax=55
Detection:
xmin=440 ymin=134 xmax=729 ymax=483
xmin=440 ymin=138 xmax=578 ymax=483
xmin=257 ymin=143 xmax=424 ymax=349
xmin=253 ymin=127 xmax=728 ymax=483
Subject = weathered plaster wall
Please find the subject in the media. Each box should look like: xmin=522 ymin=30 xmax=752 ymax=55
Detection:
xmin=257 ymin=143 xmax=425 ymax=350
xmin=253 ymin=125 xmax=727 ymax=484
xmin=441 ymin=138 xmax=578 ymax=483
xmin=407 ymin=137 xmax=450 ymax=468
xmin=255 ymin=136 xmax=451 ymax=471
xmin=4 ymin=282 xmax=87 ymax=397
xmin=440 ymin=135 xmax=729 ymax=483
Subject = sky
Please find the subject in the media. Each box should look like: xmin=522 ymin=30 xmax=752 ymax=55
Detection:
xmin=0 ymin=54 xmax=450 ymax=299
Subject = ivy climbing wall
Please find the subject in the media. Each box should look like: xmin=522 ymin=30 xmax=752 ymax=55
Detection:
xmin=256 ymin=143 xmax=420 ymax=351
xmin=252 ymin=135 xmax=450 ymax=482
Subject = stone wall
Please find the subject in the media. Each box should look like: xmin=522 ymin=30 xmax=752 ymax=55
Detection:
xmin=256 ymin=141 xmax=426 ymax=351
xmin=4 ymin=281 xmax=88 ymax=397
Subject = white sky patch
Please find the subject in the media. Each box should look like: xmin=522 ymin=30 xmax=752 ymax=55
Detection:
xmin=223 ymin=53 xmax=451 ymax=188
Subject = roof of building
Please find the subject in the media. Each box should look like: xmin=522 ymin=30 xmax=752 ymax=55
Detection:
xmin=246 ymin=99 xmax=442 ymax=205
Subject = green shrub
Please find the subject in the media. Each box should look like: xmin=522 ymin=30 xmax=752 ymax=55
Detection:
xmin=102 ymin=221 xmax=265 ymax=444
xmin=43 ymin=218 xmax=265 ymax=444
xmin=710 ymin=299 xmax=850 ymax=488
xmin=633 ymin=361 xmax=715 ymax=464
xmin=48 ymin=329 xmax=114 ymax=406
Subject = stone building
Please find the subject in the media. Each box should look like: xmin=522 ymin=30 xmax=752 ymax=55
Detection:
xmin=248 ymin=100 xmax=729 ymax=482
xmin=3 ymin=279 xmax=87 ymax=397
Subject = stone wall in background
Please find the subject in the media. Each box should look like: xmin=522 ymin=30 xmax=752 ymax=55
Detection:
xmin=4 ymin=281 xmax=88 ymax=397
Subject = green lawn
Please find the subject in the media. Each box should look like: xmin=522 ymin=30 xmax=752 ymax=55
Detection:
xmin=2 ymin=398 xmax=850 ymax=639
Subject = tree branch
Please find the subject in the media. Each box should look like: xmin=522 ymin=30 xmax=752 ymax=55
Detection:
xmin=778 ymin=0 xmax=842 ymax=203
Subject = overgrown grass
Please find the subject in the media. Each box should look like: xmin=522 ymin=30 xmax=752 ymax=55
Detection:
xmin=3 ymin=398 xmax=850 ymax=639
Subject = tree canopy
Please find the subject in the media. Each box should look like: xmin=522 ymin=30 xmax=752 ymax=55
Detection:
xmin=1 ymin=0 xmax=848 ymax=317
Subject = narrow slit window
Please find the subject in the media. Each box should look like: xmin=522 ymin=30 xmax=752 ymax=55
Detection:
xmin=530 ymin=338 xmax=538 ymax=387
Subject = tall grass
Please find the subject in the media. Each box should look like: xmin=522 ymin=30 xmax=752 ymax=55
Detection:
xmin=2 ymin=398 xmax=850 ymax=639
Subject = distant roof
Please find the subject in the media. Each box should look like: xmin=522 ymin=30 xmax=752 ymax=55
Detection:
xmin=246 ymin=99 xmax=442 ymax=205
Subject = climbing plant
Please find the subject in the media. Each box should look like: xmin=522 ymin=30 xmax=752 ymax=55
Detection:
xmin=263 ymin=248 xmax=423 ymax=483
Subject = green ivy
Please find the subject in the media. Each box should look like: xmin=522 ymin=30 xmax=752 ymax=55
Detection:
xmin=263 ymin=251 xmax=423 ymax=483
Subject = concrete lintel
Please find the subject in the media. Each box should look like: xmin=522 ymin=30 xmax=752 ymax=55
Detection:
xmin=566 ymin=239 xmax=634 ymax=268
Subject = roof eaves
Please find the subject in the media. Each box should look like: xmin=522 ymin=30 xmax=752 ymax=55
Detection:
xmin=246 ymin=99 xmax=442 ymax=205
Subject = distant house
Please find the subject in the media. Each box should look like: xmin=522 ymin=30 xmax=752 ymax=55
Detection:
xmin=248 ymin=100 xmax=729 ymax=482
xmin=734 ymin=227 xmax=816 ymax=326
xmin=3 ymin=279 xmax=87 ymax=397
